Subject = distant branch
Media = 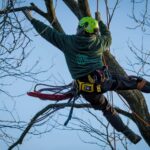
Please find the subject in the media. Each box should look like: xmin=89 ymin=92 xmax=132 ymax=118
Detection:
xmin=8 ymin=102 xmax=91 ymax=150
xmin=8 ymin=100 xmax=137 ymax=150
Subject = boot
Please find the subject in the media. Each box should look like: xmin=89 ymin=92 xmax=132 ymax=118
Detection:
xmin=140 ymin=80 xmax=150 ymax=93
xmin=103 ymin=110 xmax=141 ymax=144
xmin=122 ymin=126 xmax=141 ymax=144
xmin=136 ymin=77 xmax=150 ymax=93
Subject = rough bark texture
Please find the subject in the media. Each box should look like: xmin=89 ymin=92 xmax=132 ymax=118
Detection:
xmin=104 ymin=51 xmax=150 ymax=146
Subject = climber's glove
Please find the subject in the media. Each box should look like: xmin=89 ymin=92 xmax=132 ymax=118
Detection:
xmin=95 ymin=11 xmax=101 ymax=22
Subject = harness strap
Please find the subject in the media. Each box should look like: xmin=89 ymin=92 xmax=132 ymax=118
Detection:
xmin=76 ymin=80 xmax=101 ymax=93
xmin=76 ymin=67 xmax=110 ymax=93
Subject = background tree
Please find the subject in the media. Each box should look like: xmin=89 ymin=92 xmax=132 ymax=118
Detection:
xmin=0 ymin=0 xmax=150 ymax=150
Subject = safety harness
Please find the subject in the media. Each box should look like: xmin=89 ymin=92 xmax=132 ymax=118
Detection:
xmin=76 ymin=79 xmax=102 ymax=93
xmin=76 ymin=67 xmax=110 ymax=93
xmin=27 ymin=67 xmax=110 ymax=101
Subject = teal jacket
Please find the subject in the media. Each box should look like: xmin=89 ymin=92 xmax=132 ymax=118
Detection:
xmin=31 ymin=19 xmax=112 ymax=79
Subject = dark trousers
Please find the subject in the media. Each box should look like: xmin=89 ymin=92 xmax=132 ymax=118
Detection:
xmin=80 ymin=70 xmax=150 ymax=132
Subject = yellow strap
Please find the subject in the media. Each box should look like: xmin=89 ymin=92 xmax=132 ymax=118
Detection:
xmin=76 ymin=80 xmax=101 ymax=93
xmin=96 ymin=85 xmax=101 ymax=92
xmin=88 ymin=75 xmax=95 ymax=83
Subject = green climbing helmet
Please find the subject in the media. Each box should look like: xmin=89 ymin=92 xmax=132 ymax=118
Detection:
xmin=78 ymin=17 xmax=99 ymax=34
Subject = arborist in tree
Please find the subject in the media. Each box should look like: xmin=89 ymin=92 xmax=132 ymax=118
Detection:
xmin=23 ymin=9 xmax=150 ymax=144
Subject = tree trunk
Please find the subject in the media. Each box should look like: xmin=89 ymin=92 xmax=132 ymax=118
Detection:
xmin=104 ymin=51 xmax=150 ymax=146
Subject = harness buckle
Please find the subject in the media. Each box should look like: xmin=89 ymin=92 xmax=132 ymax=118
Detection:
xmin=96 ymin=84 xmax=101 ymax=92
xmin=76 ymin=80 xmax=101 ymax=93
xmin=78 ymin=80 xmax=94 ymax=92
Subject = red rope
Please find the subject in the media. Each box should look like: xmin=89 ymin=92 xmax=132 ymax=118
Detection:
xmin=27 ymin=92 xmax=73 ymax=101
xmin=96 ymin=0 xmax=99 ymax=13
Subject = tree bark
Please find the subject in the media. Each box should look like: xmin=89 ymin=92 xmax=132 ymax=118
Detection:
xmin=104 ymin=51 xmax=150 ymax=146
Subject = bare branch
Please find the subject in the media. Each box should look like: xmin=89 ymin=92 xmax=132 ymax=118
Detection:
xmin=8 ymin=102 xmax=92 ymax=150
xmin=104 ymin=0 xmax=121 ymax=28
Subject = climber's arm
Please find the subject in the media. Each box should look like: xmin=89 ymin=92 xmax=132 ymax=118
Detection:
xmin=95 ymin=12 xmax=112 ymax=49
xmin=23 ymin=10 xmax=67 ymax=51
xmin=31 ymin=19 xmax=68 ymax=50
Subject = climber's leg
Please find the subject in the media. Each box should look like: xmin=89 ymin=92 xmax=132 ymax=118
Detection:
xmin=82 ymin=93 xmax=141 ymax=144
xmin=109 ymin=75 xmax=150 ymax=93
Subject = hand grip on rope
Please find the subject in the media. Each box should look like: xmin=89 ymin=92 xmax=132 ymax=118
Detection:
xmin=95 ymin=11 xmax=101 ymax=22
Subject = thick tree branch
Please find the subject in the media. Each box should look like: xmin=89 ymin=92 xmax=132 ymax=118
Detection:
xmin=44 ymin=0 xmax=64 ymax=32
xmin=115 ymin=107 xmax=133 ymax=119
xmin=30 ymin=3 xmax=47 ymax=18
xmin=9 ymin=99 xmax=144 ymax=150
xmin=104 ymin=51 xmax=150 ymax=145
xmin=63 ymin=0 xmax=82 ymax=19
xmin=8 ymin=102 xmax=92 ymax=150
xmin=78 ymin=0 xmax=91 ymax=17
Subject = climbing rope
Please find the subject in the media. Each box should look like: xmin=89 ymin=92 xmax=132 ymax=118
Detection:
xmin=117 ymin=93 xmax=150 ymax=127
xmin=27 ymin=82 xmax=77 ymax=101
xmin=96 ymin=0 xmax=150 ymax=128
xmin=36 ymin=0 xmax=58 ymax=36
xmin=27 ymin=82 xmax=79 ymax=126
xmin=96 ymin=0 xmax=115 ymax=121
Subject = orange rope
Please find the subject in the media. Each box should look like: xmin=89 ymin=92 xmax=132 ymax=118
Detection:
xmin=117 ymin=94 xmax=150 ymax=127
xmin=96 ymin=0 xmax=150 ymax=131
